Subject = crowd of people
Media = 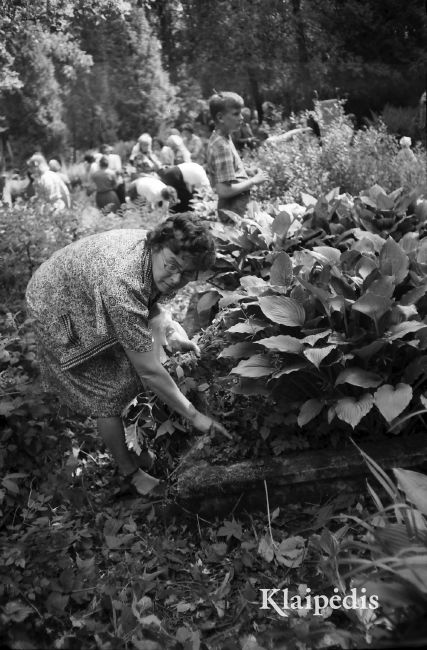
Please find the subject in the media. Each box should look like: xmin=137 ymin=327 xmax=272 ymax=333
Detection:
xmin=80 ymin=107 xmax=267 ymax=217
xmin=7 ymin=98 xmax=269 ymax=217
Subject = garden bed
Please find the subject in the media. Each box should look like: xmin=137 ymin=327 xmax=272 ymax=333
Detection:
xmin=175 ymin=431 xmax=427 ymax=516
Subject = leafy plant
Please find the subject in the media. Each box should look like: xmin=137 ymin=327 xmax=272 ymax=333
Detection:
xmin=310 ymin=444 xmax=427 ymax=646
xmin=187 ymin=188 xmax=427 ymax=450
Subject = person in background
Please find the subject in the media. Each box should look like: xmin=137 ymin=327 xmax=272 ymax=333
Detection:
xmin=83 ymin=153 xmax=99 ymax=195
xmin=166 ymin=134 xmax=192 ymax=165
xmin=91 ymin=155 xmax=120 ymax=213
xmin=396 ymin=136 xmax=417 ymax=164
xmin=48 ymin=159 xmax=71 ymax=189
xmin=129 ymin=134 xmax=162 ymax=175
xmin=153 ymin=136 xmax=174 ymax=167
xmin=100 ymin=144 xmax=126 ymax=205
xmin=232 ymin=107 xmax=257 ymax=151
xmin=25 ymin=214 xmax=229 ymax=497
xmin=27 ymin=153 xmax=71 ymax=210
xmin=158 ymin=162 xmax=211 ymax=213
xmin=206 ymin=91 xmax=268 ymax=222
xmin=181 ymin=123 xmax=205 ymax=164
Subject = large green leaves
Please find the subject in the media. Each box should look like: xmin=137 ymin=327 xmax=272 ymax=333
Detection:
xmin=230 ymin=354 xmax=274 ymax=378
xmin=303 ymin=345 xmax=336 ymax=368
xmin=335 ymin=368 xmax=383 ymax=388
xmin=335 ymin=394 xmax=374 ymax=428
xmin=270 ymin=252 xmax=293 ymax=287
xmin=257 ymin=335 xmax=303 ymax=354
xmin=298 ymin=399 xmax=323 ymax=426
xmin=258 ymin=295 xmax=305 ymax=327
xmin=352 ymin=276 xmax=395 ymax=320
xmin=393 ymin=468 xmax=427 ymax=515
xmin=379 ymin=237 xmax=409 ymax=285
xmin=374 ymin=384 xmax=413 ymax=422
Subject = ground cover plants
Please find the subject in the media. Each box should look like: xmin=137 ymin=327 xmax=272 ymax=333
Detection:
xmin=1 ymin=113 xmax=427 ymax=648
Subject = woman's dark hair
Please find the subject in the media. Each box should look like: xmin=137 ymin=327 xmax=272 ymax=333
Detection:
xmin=84 ymin=153 xmax=95 ymax=164
xmin=146 ymin=214 xmax=215 ymax=270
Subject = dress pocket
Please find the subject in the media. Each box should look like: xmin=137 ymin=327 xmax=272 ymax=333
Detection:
xmin=59 ymin=313 xmax=80 ymax=347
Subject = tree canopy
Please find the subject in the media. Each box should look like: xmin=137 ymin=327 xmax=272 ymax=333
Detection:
xmin=0 ymin=0 xmax=425 ymax=162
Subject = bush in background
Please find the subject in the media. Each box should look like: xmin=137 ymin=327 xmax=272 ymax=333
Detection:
xmin=252 ymin=104 xmax=426 ymax=204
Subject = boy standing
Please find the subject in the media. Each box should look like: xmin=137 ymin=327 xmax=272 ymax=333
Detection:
xmin=206 ymin=91 xmax=268 ymax=222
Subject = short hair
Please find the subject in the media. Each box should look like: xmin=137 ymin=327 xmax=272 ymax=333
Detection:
xmin=48 ymin=158 xmax=61 ymax=172
xmin=138 ymin=133 xmax=152 ymax=144
xmin=99 ymin=144 xmax=111 ymax=154
xmin=181 ymin=123 xmax=194 ymax=134
xmin=27 ymin=153 xmax=48 ymax=171
xmin=209 ymin=91 xmax=244 ymax=121
xmin=99 ymin=155 xmax=109 ymax=168
xmin=399 ymin=136 xmax=412 ymax=148
xmin=166 ymin=134 xmax=184 ymax=150
xmin=146 ymin=213 xmax=216 ymax=270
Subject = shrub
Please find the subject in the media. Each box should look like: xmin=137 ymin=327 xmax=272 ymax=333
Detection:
xmin=380 ymin=103 xmax=421 ymax=141
xmin=179 ymin=188 xmax=427 ymax=453
xmin=252 ymin=105 xmax=427 ymax=203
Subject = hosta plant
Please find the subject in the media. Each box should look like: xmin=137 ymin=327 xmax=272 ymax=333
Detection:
xmin=185 ymin=194 xmax=427 ymax=450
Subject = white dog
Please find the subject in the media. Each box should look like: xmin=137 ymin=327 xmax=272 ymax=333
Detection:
xmin=128 ymin=176 xmax=178 ymax=211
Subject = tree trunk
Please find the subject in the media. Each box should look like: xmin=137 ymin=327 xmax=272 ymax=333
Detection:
xmin=247 ymin=67 xmax=263 ymax=123
xmin=290 ymin=0 xmax=312 ymax=105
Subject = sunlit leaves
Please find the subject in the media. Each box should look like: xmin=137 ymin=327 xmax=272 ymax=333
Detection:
xmin=257 ymin=335 xmax=303 ymax=354
xmin=374 ymin=384 xmax=413 ymax=422
xmin=335 ymin=368 xmax=383 ymax=388
xmin=335 ymin=394 xmax=374 ymax=428
xmin=379 ymin=237 xmax=409 ymax=285
xmin=270 ymin=252 xmax=293 ymax=286
xmin=298 ymin=399 xmax=323 ymax=426
xmin=230 ymin=354 xmax=274 ymax=378
xmin=258 ymin=296 xmax=305 ymax=327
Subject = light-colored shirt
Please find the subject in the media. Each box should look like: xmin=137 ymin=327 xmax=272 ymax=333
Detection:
xmin=35 ymin=170 xmax=71 ymax=209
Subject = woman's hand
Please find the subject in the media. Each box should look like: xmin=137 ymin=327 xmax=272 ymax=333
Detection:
xmin=189 ymin=410 xmax=232 ymax=439
xmin=150 ymin=308 xmax=200 ymax=357
xmin=165 ymin=322 xmax=200 ymax=356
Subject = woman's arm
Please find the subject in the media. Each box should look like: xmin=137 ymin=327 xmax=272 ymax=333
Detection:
xmin=124 ymin=347 xmax=229 ymax=437
xmin=124 ymin=347 xmax=196 ymax=419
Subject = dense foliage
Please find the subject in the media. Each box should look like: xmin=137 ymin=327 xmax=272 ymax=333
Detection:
xmin=252 ymin=103 xmax=426 ymax=203
xmin=1 ymin=0 xmax=425 ymax=162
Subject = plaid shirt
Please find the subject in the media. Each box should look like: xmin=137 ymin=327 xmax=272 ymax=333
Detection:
xmin=206 ymin=130 xmax=248 ymax=188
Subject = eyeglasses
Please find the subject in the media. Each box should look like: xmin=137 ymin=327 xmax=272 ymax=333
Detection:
xmin=160 ymin=249 xmax=198 ymax=284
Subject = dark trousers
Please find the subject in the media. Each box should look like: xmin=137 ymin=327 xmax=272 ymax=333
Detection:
xmin=116 ymin=182 xmax=126 ymax=205
xmin=158 ymin=167 xmax=194 ymax=212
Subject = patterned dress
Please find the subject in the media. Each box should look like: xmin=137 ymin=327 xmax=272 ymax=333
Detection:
xmin=26 ymin=229 xmax=174 ymax=417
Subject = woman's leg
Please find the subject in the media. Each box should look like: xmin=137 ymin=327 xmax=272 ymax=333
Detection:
xmin=97 ymin=416 xmax=159 ymax=494
xmin=97 ymin=416 xmax=137 ymax=475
